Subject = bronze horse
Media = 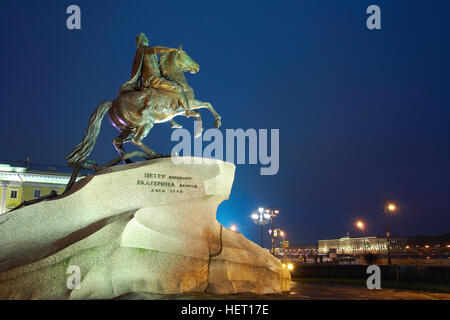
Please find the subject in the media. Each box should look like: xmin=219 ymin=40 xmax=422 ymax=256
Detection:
xmin=66 ymin=48 xmax=221 ymax=168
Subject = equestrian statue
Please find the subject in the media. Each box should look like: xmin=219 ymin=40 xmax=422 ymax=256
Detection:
xmin=65 ymin=33 xmax=221 ymax=174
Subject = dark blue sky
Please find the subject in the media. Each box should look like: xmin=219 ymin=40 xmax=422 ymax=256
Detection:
xmin=1 ymin=1 xmax=449 ymax=245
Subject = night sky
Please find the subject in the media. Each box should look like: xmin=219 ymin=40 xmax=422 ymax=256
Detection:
xmin=1 ymin=1 xmax=449 ymax=245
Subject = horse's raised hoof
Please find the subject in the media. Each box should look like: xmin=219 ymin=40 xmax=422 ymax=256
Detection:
xmin=142 ymin=154 xmax=154 ymax=160
xmin=194 ymin=128 xmax=203 ymax=138
xmin=170 ymin=122 xmax=183 ymax=129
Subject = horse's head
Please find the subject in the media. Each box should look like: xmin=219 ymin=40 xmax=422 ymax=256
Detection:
xmin=172 ymin=45 xmax=200 ymax=74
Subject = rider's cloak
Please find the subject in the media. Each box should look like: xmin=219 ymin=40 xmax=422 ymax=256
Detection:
xmin=118 ymin=48 xmax=145 ymax=95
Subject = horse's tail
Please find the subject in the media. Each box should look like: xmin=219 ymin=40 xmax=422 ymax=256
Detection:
xmin=65 ymin=101 xmax=113 ymax=168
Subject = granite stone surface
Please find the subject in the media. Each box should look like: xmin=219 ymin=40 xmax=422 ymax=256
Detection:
xmin=0 ymin=157 xmax=290 ymax=299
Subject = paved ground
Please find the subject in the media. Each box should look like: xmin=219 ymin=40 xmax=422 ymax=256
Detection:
xmin=119 ymin=280 xmax=450 ymax=300
xmin=287 ymin=281 xmax=450 ymax=300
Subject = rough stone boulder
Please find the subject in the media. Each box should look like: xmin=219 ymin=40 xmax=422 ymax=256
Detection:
xmin=0 ymin=157 xmax=291 ymax=299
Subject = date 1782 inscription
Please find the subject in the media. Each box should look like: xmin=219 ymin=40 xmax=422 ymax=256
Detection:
xmin=137 ymin=172 xmax=198 ymax=193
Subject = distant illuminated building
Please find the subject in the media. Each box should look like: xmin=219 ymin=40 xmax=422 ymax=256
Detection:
xmin=318 ymin=234 xmax=406 ymax=254
xmin=0 ymin=162 xmax=87 ymax=214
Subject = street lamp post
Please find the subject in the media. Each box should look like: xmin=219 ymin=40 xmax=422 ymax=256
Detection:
xmin=270 ymin=228 xmax=286 ymax=255
xmin=384 ymin=199 xmax=397 ymax=266
xmin=266 ymin=208 xmax=280 ymax=254
xmin=270 ymin=212 xmax=275 ymax=253
xmin=280 ymin=230 xmax=286 ymax=256
xmin=260 ymin=222 xmax=263 ymax=248
xmin=251 ymin=207 xmax=271 ymax=248
xmin=257 ymin=207 xmax=280 ymax=254
xmin=356 ymin=221 xmax=367 ymax=255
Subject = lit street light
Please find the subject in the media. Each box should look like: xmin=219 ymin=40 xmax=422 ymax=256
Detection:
xmin=282 ymin=263 xmax=294 ymax=271
xmin=384 ymin=198 xmax=397 ymax=266
xmin=256 ymin=207 xmax=280 ymax=253
xmin=270 ymin=228 xmax=286 ymax=255
xmin=356 ymin=220 xmax=367 ymax=255
xmin=280 ymin=230 xmax=287 ymax=256
xmin=251 ymin=208 xmax=272 ymax=247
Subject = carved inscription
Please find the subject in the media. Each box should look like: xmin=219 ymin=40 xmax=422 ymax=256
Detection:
xmin=137 ymin=172 xmax=198 ymax=193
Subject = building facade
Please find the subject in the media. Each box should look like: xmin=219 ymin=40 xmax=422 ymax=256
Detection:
xmin=318 ymin=235 xmax=406 ymax=255
xmin=0 ymin=163 xmax=83 ymax=214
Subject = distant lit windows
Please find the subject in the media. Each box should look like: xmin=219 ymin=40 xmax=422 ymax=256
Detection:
xmin=10 ymin=190 xmax=18 ymax=199
xmin=33 ymin=189 xmax=41 ymax=198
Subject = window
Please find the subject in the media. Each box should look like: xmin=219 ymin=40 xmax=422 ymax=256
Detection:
xmin=33 ymin=189 xmax=41 ymax=198
xmin=10 ymin=190 xmax=18 ymax=199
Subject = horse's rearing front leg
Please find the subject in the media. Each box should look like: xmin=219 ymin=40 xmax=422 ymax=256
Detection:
xmin=131 ymin=123 xmax=162 ymax=159
xmin=170 ymin=119 xmax=183 ymax=128
xmin=191 ymin=99 xmax=221 ymax=128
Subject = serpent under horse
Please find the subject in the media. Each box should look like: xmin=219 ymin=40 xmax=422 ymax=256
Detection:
xmin=65 ymin=47 xmax=221 ymax=169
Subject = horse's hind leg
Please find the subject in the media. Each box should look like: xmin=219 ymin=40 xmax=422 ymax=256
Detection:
xmin=113 ymin=129 xmax=134 ymax=164
xmin=134 ymin=141 xmax=161 ymax=159
xmin=131 ymin=123 xmax=162 ymax=159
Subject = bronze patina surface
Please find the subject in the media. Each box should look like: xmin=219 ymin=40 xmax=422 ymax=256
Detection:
xmin=66 ymin=33 xmax=221 ymax=169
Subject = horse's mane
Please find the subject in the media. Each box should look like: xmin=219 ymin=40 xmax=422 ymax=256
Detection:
xmin=159 ymin=52 xmax=172 ymax=78
xmin=159 ymin=51 xmax=186 ymax=84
